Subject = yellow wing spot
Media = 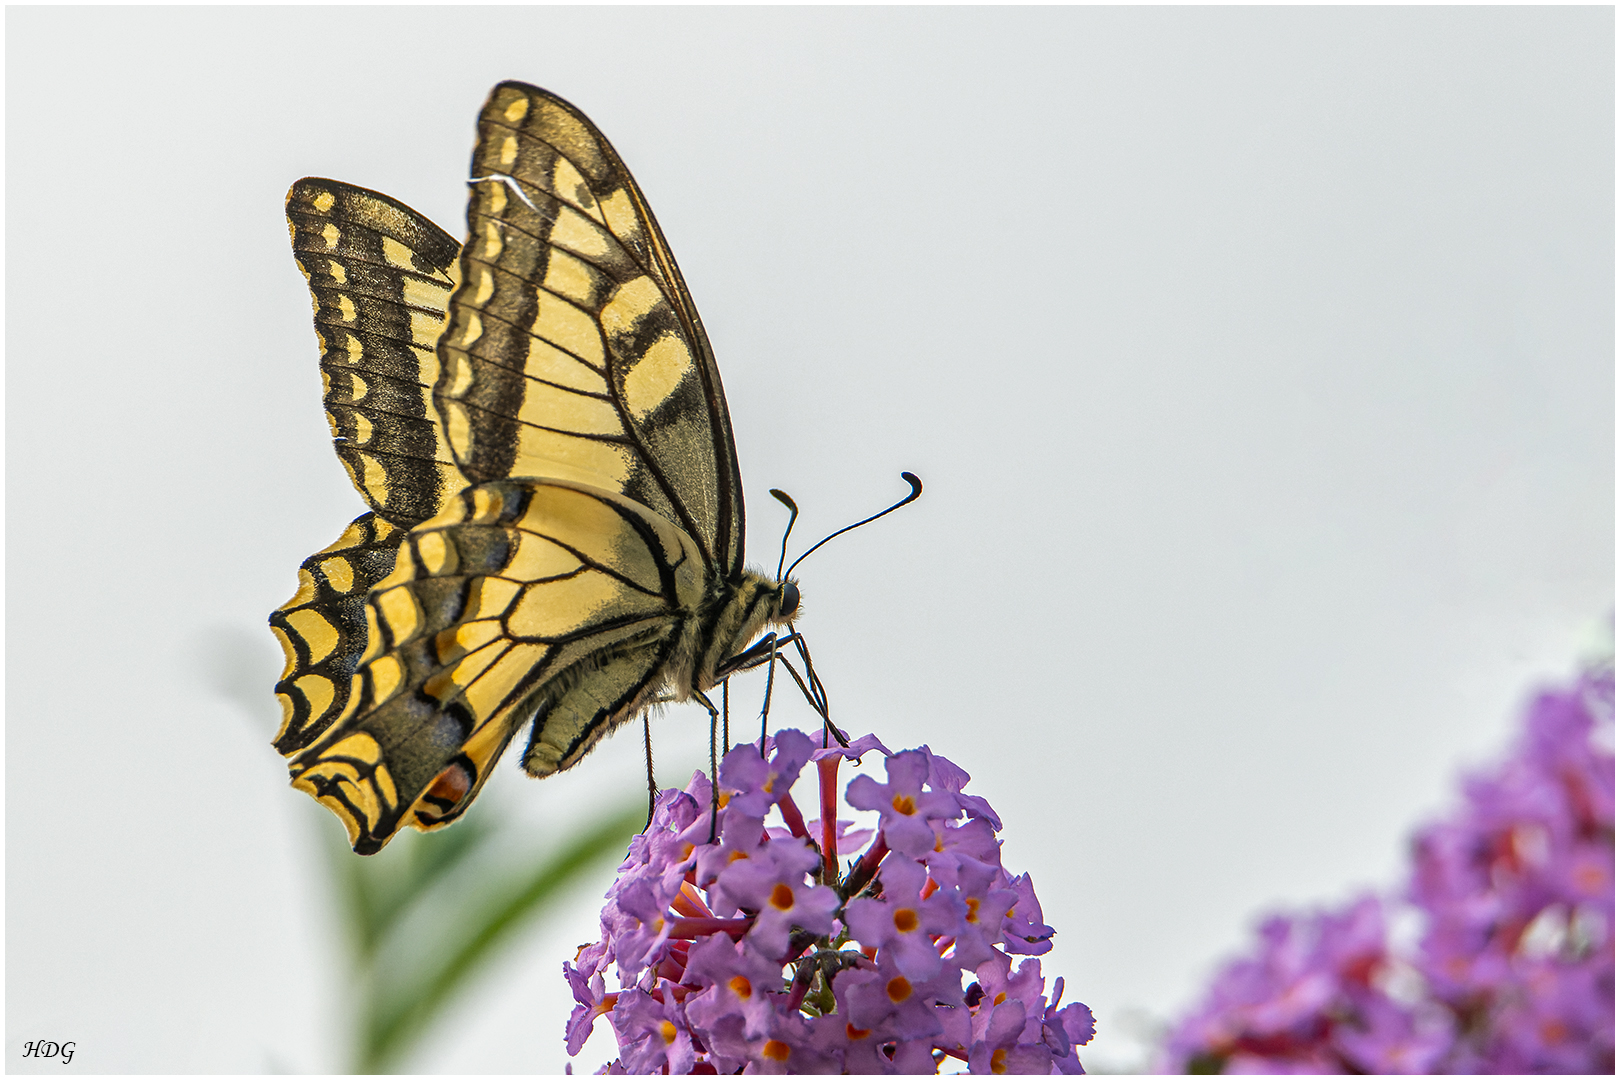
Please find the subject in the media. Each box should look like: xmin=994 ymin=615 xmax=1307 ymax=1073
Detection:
xmin=512 ymin=426 xmax=633 ymax=493
xmin=376 ymin=585 xmax=421 ymax=644
xmin=435 ymin=618 xmax=504 ymax=665
xmin=469 ymin=575 xmax=522 ymax=619
xmin=479 ymin=221 xmax=503 ymax=261
xmin=328 ymin=259 xmax=347 ymax=284
xmin=600 ymin=276 xmax=665 ymax=338
xmin=623 ymin=333 xmax=693 ymax=419
xmin=416 ymin=530 xmax=453 ymax=575
xmin=291 ymin=772 xmax=369 ymax=846
xmin=599 ymin=189 xmax=642 ymax=244
xmin=443 ymin=400 xmax=472 ymax=460
xmin=506 ymin=573 xmax=628 ymax=638
xmin=381 ymin=236 xmax=415 ymax=270
xmin=270 ymin=622 xmax=297 ymax=679
xmin=321 ymin=222 xmax=340 ymax=249
xmin=352 ymin=413 xmax=374 ymax=445
xmin=373 ymin=762 xmax=398 ymax=809
xmin=548 ymin=205 xmax=612 ymax=261
xmin=474 ymin=268 xmax=496 ymax=305
xmin=319 ymin=519 xmax=369 ymax=554
xmin=470 ymin=486 xmax=506 ymax=524
xmin=416 ymin=339 xmax=442 ymax=389
xmin=430 ymin=639 xmax=508 ymax=703
xmin=551 ymin=156 xmax=593 ymax=213
xmin=458 ymin=311 xmax=485 ymax=348
xmin=525 ymin=335 xmax=609 ymax=394
xmin=285 ymin=609 xmax=340 ymax=664
xmin=483 ymin=180 xmax=508 ymax=216
xmin=542 ymin=249 xmax=597 ymax=307
xmin=500 ymin=134 xmax=519 ymax=167
xmin=359 ymin=605 xmax=384 ymax=663
xmin=312 ymin=190 xmax=336 ymax=213
xmin=503 ymin=95 xmax=530 ymax=123
xmin=360 ymin=453 xmax=387 ymax=498
xmin=320 ymin=556 xmax=355 ymax=593
xmin=349 ymin=373 xmax=369 ymax=401
xmin=461 ymin=642 xmax=547 ymax=719
xmin=531 ymin=292 xmax=605 ymax=366
xmin=293 ymin=673 xmax=335 ymax=722
xmin=409 ymin=310 xmax=445 ymax=348
xmin=401 ymin=275 xmax=451 ymax=312
xmin=368 ymin=653 xmax=404 ymax=703
xmin=338 ymin=295 xmax=357 ymax=323
xmin=444 ymin=350 xmax=475 ymax=397
xmin=275 ymin=691 xmax=296 ymax=731
xmin=502 ymin=531 xmax=581 ymax=583
xmin=344 ymin=331 xmax=364 ymax=364
xmin=312 ymin=731 xmax=384 ymax=774
xmin=521 ymin=381 xmax=625 ymax=437
xmin=285 ymin=566 xmax=319 ymax=606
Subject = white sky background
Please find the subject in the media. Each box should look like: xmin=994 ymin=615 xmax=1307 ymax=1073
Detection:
xmin=5 ymin=6 xmax=1613 ymax=1074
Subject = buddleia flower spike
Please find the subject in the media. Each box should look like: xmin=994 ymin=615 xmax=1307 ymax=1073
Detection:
xmin=563 ymin=729 xmax=1096 ymax=1074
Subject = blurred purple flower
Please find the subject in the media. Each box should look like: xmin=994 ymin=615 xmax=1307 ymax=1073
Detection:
xmin=1159 ymin=660 xmax=1615 ymax=1074
xmin=563 ymin=729 xmax=1095 ymax=1073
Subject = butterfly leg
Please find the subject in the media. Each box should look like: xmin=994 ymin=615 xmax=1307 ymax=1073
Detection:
xmin=693 ymin=689 xmax=722 ymax=844
xmin=759 ymin=634 xmax=781 ymax=757
xmin=791 ymin=634 xmax=846 ymax=749
xmin=642 ymin=715 xmax=656 ymax=829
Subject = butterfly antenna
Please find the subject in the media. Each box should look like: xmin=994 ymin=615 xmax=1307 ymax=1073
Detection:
xmin=770 ymin=489 xmax=800 ymax=581
xmin=784 ymin=472 xmax=922 ymax=578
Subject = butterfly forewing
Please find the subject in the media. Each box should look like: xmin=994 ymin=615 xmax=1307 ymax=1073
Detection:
xmin=287 ymin=179 xmax=465 ymax=528
xmin=434 ymin=82 xmax=744 ymax=578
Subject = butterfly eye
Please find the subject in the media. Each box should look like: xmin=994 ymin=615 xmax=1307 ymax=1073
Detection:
xmin=777 ymin=581 xmax=800 ymax=619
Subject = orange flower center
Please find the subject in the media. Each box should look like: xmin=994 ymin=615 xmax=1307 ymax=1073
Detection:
xmin=771 ymin=883 xmax=796 ymax=910
xmin=763 ymin=1039 xmax=791 ymax=1062
xmin=887 ymin=976 xmax=913 ymax=1003
xmin=892 ymin=794 xmax=916 ymax=815
xmin=728 ymin=975 xmax=753 ymax=999
xmin=893 ymin=908 xmax=919 ymax=933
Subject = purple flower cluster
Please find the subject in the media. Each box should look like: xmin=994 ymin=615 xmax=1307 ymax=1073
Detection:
xmin=1159 ymin=663 xmax=1615 ymax=1074
xmin=564 ymin=730 xmax=1095 ymax=1073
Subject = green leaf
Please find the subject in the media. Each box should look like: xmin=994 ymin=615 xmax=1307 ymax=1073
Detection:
xmin=351 ymin=804 xmax=644 ymax=1073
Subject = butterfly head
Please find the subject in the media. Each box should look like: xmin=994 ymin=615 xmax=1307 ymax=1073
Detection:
xmin=776 ymin=579 xmax=801 ymax=621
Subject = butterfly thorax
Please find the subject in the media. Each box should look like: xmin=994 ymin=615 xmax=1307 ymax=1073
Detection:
xmin=672 ymin=571 xmax=798 ymax=699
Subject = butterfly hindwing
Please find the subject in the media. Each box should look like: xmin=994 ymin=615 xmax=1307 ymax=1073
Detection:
xmin=287 ymin=478 xmax=708 ymax=853
xmin=435 ymin=82 xmax=745 ymax=579
xmin=269 ymin=512 xmax=407 ymax=754
xmin=287 ymin=179 xmax=466 ymax=528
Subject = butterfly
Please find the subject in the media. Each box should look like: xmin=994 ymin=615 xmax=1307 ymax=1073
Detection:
xmin=270 ymin=81 xmax=808 ymax=854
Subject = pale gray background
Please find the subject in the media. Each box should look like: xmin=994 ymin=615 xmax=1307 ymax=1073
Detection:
xmin=6 ymin=6 xmax=1613 ymax=1074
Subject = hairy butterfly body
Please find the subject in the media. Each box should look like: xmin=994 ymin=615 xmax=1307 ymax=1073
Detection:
xmin=271 ymin=82 xmax=797 ymax=854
